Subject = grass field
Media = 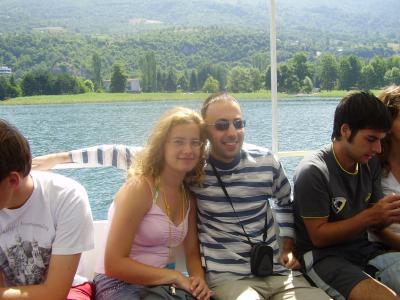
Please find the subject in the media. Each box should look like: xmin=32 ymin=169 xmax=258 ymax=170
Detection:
xmin=0 ymin=90 xmax=382 ymax=105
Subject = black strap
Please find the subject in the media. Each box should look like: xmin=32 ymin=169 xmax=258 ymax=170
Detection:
xmin=210 ymin=162 xmax=268 ymax=245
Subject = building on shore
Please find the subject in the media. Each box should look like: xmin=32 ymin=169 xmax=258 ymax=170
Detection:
xmin=103 ymin=78 xmax=141 ymax=93
xmin=0 ymin=66 xmax=12 ymax=76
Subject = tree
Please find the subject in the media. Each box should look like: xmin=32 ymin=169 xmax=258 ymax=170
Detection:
xmin=165 ymin=68 xmax=177 ymax=92
xmin=177 ymin=74 xmax=189 ymax=91
xmin=370 ymin=56 xmax=387 ymax=88
xmin=317 ymin=54 xmax=338 ymax=91
xmin=21 ymin=72 xmax=37 ymax=96
xmin=189 ymin=69 xmax=198 ymax=92
xmin=202 ymin=75 xmax=219 ymax=93
xmin=384 ymin=67 xmax=400 ymax=85
xmin=91 ymin=52 xmax=102 ymax=91
xmin=276 ymin=63 xmax=301 ymax=93
xmin=84 ymin=79 xmax=95 ymax=92
xmin=156 ymin=69 xmax=165 ymax=92
xmin=302 ymin=76 xmax=313 ymax=93
xmin=139 ymin=52 xmax=157 ymax=92
xmin=0 ymin=77 xmax=9 ymax=100
xmin=7 ymin=75 xmax=21 ymax=98
xmin=227 ymin=67 xmax=252 ymax=92
xmin=290 ymin=52 xmax=310 ymax=82
xmin=197 ymin=64 xmax=226 ymax=91
xmin=359 ymin=64 xmax=376 ymax=90
xmin=21 ymin=70 xmax=53 ymax=96
xmin=338 ymin=58 xmax=352 ymax=90
xmin=338 ymin=56 xmax=362 ymax=90
xmin=110 ymin=64 xmax=127 ymax=93
xmin=347 ymin=55 xmax=362 ymax=88
xmin=252 ymin=53 xmax=268 ymax=72
xmin=249 ymin=68 xmax=262 ymax=92
xmin=265 ymin=66 xmax=271 ymax=90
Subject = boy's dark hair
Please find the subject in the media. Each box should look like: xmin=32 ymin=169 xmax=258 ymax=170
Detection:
xmin=0 ymin=119 xmax=31 ymax=181
xmin=331 ymin=91 xmax=392 ymax=142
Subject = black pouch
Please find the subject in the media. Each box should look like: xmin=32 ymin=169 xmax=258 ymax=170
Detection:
xmin=250 ymin=242 xmax=274 ymax=276
xmin=142 ymin=285 xmax=195 ymax=300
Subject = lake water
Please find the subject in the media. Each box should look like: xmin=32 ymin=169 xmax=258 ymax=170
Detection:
xmin=1 ymin=97 xmax=339 ymax=219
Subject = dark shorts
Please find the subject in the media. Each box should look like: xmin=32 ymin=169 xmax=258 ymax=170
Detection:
xmin=304 ymin=255 xmax=370 ymax=300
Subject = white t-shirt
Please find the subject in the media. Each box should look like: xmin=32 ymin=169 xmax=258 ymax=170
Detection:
xmin=381 ymin=172 xmax=400 ymax=235
xmin=0 ymin=171 xmax=94 ymax=287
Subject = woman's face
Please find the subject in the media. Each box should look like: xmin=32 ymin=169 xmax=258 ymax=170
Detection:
xmin=163 ymin=122 xmax=202 ymax=175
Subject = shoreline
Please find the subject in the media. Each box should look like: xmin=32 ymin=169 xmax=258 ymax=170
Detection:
xmin=0 ymin=90 xmax=379 ymax=105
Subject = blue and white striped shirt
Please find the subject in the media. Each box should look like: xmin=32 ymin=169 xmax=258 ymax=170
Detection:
xmin=190 ymin=143 xmax=294 ymax=287
xmin=69 ymin=144 xmax=140 ymax=173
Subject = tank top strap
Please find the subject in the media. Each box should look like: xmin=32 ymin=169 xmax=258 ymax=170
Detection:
xmin=143 ymin=176 xmax=159 ymax=205
xmin=152 ymin=176 xmax=161 ymax=205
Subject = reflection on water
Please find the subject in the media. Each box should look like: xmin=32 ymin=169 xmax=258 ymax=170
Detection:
xmin=1 ymin=98 xmax=339 ymax=219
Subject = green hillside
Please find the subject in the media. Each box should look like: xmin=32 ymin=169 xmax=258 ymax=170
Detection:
xmin=0 ymin=0 xmax=399 ymax=38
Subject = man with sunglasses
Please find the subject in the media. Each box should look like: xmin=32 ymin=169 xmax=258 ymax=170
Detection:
xmin=32 ymin=95 xmax=329 ymax=299
xmin=188 ymin=93 xmax=329 ymax=299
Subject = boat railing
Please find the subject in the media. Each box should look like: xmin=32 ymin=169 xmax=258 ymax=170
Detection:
xmin=52 ymin=150 xmax=312 ymax=170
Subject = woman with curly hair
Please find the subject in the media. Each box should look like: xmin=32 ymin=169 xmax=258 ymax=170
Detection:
xmin=378 ymin=85 xmax=400 ymax=239
xmin=93 ymin=107 xmax=212 ymax=300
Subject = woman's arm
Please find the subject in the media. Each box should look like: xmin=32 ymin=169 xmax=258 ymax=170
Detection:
xmin=183 ymin=198 xmax=212 ymax=300
xmin=104 ymin=177 xmax=191 ymax=291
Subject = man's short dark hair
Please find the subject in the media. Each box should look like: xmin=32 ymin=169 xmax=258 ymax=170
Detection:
xmin=331 ymin=91 xmax=392 ymax=142
xmin=0 ymin=119 xmax=31 ymax=181
xmin=201 ymin=92 xmax=239 ymax=119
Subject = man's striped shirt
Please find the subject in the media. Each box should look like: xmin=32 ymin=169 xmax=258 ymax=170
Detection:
xmin=190 ymin=143 xmax=294 ymax=287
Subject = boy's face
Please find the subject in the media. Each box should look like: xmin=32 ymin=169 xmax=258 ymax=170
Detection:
xmin=343 ymin=127 xmax=385 ymax=164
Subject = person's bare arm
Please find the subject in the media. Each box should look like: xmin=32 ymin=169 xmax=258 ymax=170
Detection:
xmin=304 ymin=194 xmax=400 ymax=247
xmin=373 ymin=226 xmax=400 ymax=251
xmin=0 ymin=272 xmax=5 ymax=287
xmin=0 ymin=254 xmax=80 ymax=299
xmin=183 ymin=198 xmax=212 ymax=300
xmin=32 ymin=152 xmax=71 ymax=170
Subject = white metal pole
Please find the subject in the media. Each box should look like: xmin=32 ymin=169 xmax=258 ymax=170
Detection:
xmin=270 ymin=0 xmax=278 ymax=154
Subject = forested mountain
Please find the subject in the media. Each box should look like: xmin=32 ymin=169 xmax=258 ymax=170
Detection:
xmin=0 ymin=0 xmax=399 ymax=39
xmin=2 ymin=0 xmax=400 ymax=99
xmin=1 ymin=27 xmax=396 ymax=80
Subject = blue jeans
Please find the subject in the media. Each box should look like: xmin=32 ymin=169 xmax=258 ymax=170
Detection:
xmin=368 ymin=252 xmax=400 ymax=293
xmin=93 ymin=273 xmax=144 ymax=300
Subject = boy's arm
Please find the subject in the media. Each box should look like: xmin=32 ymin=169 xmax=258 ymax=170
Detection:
xmin=0 ymin=254 xmax=80 ymax=300
xmin=303 ymin=194 xmax=400 ymax=248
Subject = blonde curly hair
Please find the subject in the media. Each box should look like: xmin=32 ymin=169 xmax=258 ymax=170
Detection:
xmin=378 ymin=85 xmax=400 ymax=176
xmin=128 ymin=107 xmax=206 ymax=185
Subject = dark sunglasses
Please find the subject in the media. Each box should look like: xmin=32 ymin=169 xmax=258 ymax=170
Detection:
xmin=207 ymin=118 xmax=246 ymax=131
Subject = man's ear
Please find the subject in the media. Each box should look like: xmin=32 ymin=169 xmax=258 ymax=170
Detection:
xmin=7 ymin=172 xmax=21 ymax=187
xmin=340 ymin=123 xmax=352 ymax=141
